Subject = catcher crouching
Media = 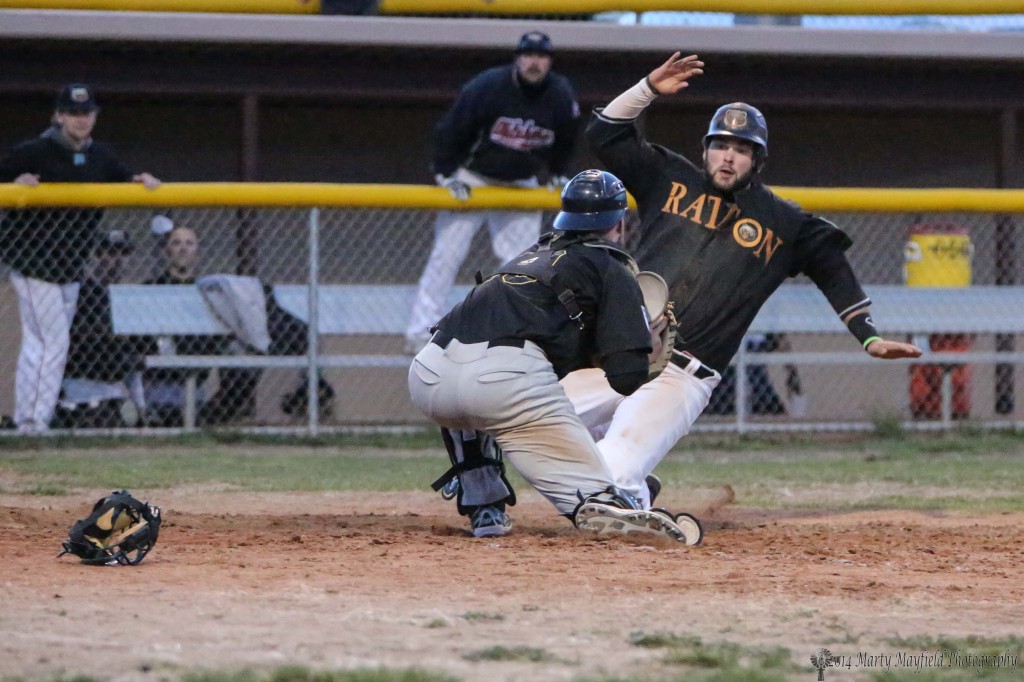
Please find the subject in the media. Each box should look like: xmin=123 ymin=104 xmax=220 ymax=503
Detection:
xmin=408 ymin=170 xmax=701 ymax=545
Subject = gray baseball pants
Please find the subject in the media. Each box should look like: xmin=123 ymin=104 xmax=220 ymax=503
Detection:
xmin=408 ymin=338 xmax=616 ymax=516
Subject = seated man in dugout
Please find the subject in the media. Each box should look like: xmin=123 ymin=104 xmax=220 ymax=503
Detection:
xmin=139 ymin=223 xmax=228 ymax=426
xmin=140 ymin=219 xmax=336 ymax=427
xmin=54 ymin=229 xmax=145 ymax=428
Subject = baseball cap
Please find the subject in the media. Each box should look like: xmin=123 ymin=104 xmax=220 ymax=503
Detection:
xmin=515 ymin=31 xmax=553 ymax=55
xmin=95 ymin=229 xmax=134 ymax=254
xmin=56 ymin=84 xmax=100 ymax=113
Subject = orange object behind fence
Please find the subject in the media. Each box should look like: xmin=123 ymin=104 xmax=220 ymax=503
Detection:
xmin=904 ymin=223 xmax=973 ymax=419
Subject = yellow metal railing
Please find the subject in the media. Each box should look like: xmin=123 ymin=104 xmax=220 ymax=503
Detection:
xmin=2 ymin=183 xmax=1024 ymax=212
xmin=0 ymin=0 xmax=1019 ymax=14
xmin=377 ymin=0 xmax=1024 ymax=16
xmin=0 ymin=0 xmax=319 ymax=11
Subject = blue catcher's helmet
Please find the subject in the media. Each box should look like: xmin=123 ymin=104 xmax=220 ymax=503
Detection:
xmin=553 ymin=170 xmax=628 ymax=233
xmin=703 ymin=102 xmax=768 ymax=160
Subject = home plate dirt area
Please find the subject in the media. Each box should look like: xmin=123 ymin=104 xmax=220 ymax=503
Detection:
xmin=1 ymin=487 xmax=1022 ymax=681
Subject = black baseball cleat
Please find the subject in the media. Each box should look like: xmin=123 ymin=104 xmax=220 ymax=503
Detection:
xmin=645 ymin=474 xmax=662 ymax=505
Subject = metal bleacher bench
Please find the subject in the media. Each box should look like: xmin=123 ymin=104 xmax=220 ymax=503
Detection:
xmin=111 ymin=283 xmax=469 ymax=368
xmin=743 ymin=284 xmax=1024 ymax=366
xmin=109 ymin=282 xmax=1024 ymax=426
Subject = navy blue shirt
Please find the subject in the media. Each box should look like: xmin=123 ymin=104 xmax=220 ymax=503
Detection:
xmin=433 ymin=65 xmax=581 ymax=181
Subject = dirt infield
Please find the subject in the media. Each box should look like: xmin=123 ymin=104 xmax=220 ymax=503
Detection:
xmin=1 ymin=486 xmax=1023 ymax=682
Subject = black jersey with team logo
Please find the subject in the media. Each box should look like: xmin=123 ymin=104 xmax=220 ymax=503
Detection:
xmin=587 ymin=111 xmax=870 ymax=372
xmin=434 ymin=233 xmax=651 ymax=381
xmin=433 ymin=65 xmax=580 ymax=182
xmin=0 ymin=131 xmax=135 ymax=283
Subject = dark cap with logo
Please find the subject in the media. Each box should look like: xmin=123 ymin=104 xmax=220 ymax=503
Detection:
xmin=515 ymin=31 xmax=553 ymax=55
xmin=95 ymin=229 xmax=134 ymax=254
xmin=56 ymin=84 xmax=100 ymax=113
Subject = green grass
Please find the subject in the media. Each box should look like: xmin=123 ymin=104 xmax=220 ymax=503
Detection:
xmin=459 ymin=611 xmax=504 ymax=622
xmin=1 ymin=676 xmax=104 ymax=682
xmin=576 ymin=673 xmax=788 ymax=682
xmin=182 ymin=668 xmax=458 ymax=682
xmin=0 ymin=449 xmax=447 ymax=493
xmin=868 ymin=667 xmax=1019 ymax=679
xmin=650 ymin=434 xmax=1024 ymax=512
xmin=462 ymin=646 xmax=557 ymax=663
xmin=629 ymin=631 xmax=703 ymax=649
xmin=612 ymin=632 xmax=797 ymax=681
xmin=0 ymin=430 xmax=443 ymax=452
xmin=2 ymin=432 xmax=1024 ymax=512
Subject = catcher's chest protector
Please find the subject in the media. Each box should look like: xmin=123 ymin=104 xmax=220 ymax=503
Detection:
xmin=58 ymin=490 xmax=162 ymax=566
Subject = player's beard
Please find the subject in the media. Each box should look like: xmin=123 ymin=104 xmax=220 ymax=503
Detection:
xmin=704 ymin=159 xmax=755 ymax=193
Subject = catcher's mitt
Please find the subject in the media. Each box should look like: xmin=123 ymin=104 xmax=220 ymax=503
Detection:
xmin=648 ymin=302 xmax=678 ymax=379
xmin=57 ymin=490 xmax=161 ymax=566
xmin=636 ymin=271 xmax=676 ymax=378
xmin=636 ymin=271 xmax=669 ymax=320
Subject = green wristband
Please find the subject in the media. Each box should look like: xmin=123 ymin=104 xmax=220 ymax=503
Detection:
xmin=862 ymin=336 xmax=882 ymax=350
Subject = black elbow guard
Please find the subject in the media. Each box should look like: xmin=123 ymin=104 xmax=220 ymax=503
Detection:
xmin=603 ymin=350 xmax=650 ymax=396
xmin=607 ymin=369 xmax=648 ymax=396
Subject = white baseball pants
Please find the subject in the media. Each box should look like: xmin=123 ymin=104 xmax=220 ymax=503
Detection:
xmin=405 ymin=170 xmax=542 ymax=346
xmin=408 ymin=338 xmax=618 ymax=516
xmin=10 ymin=271 xmax=80 ymax=432
xmin=561 ymin=357 xmax=721 ymax=508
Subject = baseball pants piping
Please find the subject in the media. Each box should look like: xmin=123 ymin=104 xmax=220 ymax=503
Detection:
xmin=10 ymin=271 xmax=80 ymax=432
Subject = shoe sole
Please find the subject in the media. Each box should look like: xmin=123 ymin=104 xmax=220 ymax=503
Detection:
xmin=576 ymin=503 xmax=692 ymax=545
xmin=472 ymin=523 xmax=512 ymax=538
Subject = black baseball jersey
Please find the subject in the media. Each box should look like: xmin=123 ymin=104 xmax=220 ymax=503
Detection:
xmin=64 ymin=278 xmax=140 ymax=382
xmin=433 ymin=65 xmax=581 ymax=181
xmin=0 ymin=130 xmax=135 ymax=283
xmin=588 ymin=111 xmax=869 ymax=372
xmin=435 ymin=233 xmax=651 ymax=380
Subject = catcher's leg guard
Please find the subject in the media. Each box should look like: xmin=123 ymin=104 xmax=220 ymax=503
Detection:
xmin=432 ymin=428 xmax=516 ymax=517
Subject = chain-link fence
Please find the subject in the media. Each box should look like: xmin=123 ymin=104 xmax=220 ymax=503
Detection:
xmin=0 ymin=194 xmax=1021 ymax=434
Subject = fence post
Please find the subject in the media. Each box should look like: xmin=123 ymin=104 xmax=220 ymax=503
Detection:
xmin=940 ymin=369 xmax=954 ymax=432
xmin=735 ymin=341 xmax=748 ymax=434
xmin=307 ymin=207 xmax=321 ymax=436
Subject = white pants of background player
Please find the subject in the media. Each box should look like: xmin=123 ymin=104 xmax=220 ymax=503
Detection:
xmin=404 ymin=168 xmax=541 ymax=349
xmin=561 ymin=355 xmax=722 ymax=508
xmin=10 ymin=271 xmax=80 ymax=432
xmin=409 ymin=338 xmax=618 ymax=515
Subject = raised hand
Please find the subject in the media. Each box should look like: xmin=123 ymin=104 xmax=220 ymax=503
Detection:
xmin=866 ymin=339 xmax=923 ymax=359
xmin=648 ymin=52 xmax=705 ymax=96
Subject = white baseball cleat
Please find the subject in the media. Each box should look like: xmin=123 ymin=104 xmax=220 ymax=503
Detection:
xmin=575 ymin=502 xmax=700 ymax=545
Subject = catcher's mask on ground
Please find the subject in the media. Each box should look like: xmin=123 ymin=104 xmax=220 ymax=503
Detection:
xmin=58 ymin=490 xmax=162 ymax=566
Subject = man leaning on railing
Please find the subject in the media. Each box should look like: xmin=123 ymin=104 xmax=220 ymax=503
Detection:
xmin=0 ymin=84 xmax=160 ymax=433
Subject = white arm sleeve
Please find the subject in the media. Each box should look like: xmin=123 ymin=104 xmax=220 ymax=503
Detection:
xmin=600 ymin=78 xmax=660 ymax=121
